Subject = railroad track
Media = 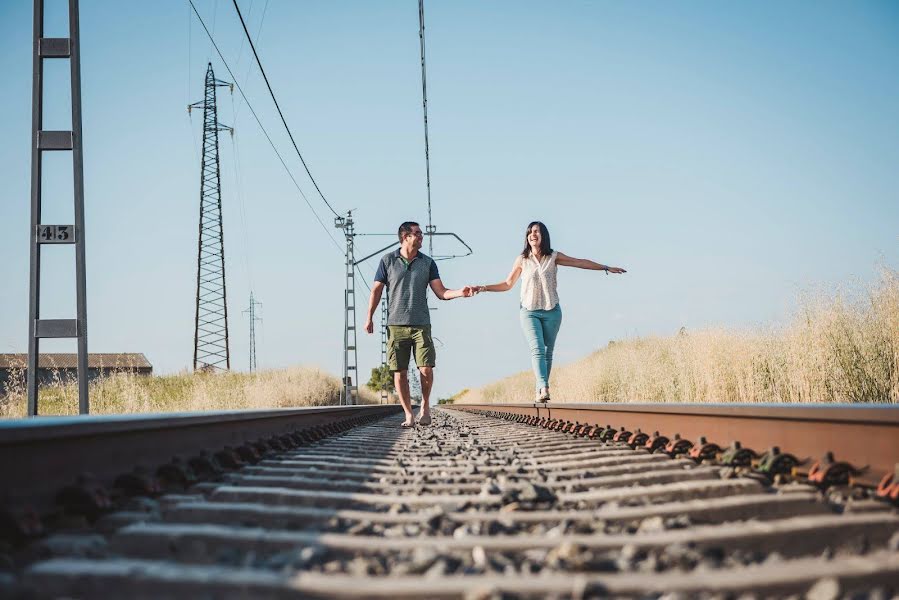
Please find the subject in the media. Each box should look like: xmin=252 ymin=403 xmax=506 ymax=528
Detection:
xmin=2 ymin=403 xmax=898 ymax=598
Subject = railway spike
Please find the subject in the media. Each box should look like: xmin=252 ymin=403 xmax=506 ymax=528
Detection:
xmin=55 ymin=473 xmax=113 ymax=519
xmin=875 ymin=463 xmax=899 ymax=504
xmin=807 ymin=452 xmax=865 ymax=488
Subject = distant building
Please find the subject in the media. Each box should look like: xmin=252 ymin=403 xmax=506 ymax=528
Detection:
xmin=0 ymin=353 xmax=153 ymax=394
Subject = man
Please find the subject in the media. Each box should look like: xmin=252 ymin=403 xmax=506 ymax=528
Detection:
xmin=364 ymin=221 xmax=474 ymax=427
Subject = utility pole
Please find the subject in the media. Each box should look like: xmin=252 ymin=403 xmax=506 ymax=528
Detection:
xmin=243 ymin=292 xmax=262 ymax=372
xmin=335 ymin=211 xmax=358 ymax=405
xmin=189 ymin=63 xmax=233 ymax=372
xmin=380 ymin=296 xmax=389 ymax=404
xmin=27 ymin=0 xmax=89 ymax=415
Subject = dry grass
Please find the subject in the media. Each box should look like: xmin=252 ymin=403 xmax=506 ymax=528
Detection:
xmin=460 ymin=267 xmax=899 ymax=405
xmin=0 ymin=366 xmax=382 ymax=418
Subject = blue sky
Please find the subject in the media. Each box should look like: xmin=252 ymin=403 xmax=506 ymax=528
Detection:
xmin=1 ymin=1 xmax=897 ymax=403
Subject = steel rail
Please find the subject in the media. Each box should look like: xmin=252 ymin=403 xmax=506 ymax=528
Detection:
xmin=0 ymin=405 xmax=400 ymax=516
xmin=447 ymin=403 xmax=899 ymax=486
xmin=10 ymin=409 xmax=899 ymax=597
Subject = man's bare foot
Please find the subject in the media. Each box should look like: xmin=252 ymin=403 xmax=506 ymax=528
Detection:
xmin=417 ymin=413 xmax=431 ymax=426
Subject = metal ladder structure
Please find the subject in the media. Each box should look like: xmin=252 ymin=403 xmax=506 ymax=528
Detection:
xmin=335 ymin=212 xmax=358 ymax=405
xmin=27 ymin=0 xmax=89 ymax=416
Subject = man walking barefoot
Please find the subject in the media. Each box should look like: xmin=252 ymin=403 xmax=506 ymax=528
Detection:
xmin=364 ymin=222 xmax=474 ymax=427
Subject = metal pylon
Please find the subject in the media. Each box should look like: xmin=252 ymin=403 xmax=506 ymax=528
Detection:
xmin=380 ymin=296 xmax=389 ymax=404
xmin=27 ymin=0 xmax=89 ymax=416
xmin=335 ymin=212 xmax=358 ymax=405
xmin=189 ymin=63 xmax=233 ymax=372
xmin=243 ymin=292 xmax=262 ymax=372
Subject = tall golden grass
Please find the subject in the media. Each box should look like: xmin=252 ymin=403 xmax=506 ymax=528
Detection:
xmin=460 ymin=267 xmax=899 ymax=405
xmin=0 ymin=366 xmax=381 ymax=418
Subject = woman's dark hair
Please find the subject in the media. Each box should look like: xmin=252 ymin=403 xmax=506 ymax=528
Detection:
xmin=521 ymin=221 xmax=553 ymax=258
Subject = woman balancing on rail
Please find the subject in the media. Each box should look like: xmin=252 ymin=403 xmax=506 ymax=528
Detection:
xmin=470 ymin=221 xmax=626 ymax=403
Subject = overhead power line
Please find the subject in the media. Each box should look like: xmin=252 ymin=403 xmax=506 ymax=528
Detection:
xmin=232 ymin=0 xmax=340 ymax=218
xmin=187 ymin=0 xmax=342 ymax=254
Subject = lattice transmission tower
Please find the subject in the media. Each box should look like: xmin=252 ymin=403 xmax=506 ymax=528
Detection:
xmin=189 ymin=63 xmax=233 ymax=372
xmin=243 ymin=292 xmax=262 ymax=372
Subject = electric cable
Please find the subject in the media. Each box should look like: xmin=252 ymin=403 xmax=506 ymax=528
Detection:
xmin=233 ymin=0 xmax=270 ymax=126
xmin=232 ymin=0 xmax=340 ymax=218
xmin=187 ymin=0 xmax=343 ymax=254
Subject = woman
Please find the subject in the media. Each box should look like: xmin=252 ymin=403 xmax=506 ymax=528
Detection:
xmin=473 ymin=222 xmax=626 ymax=402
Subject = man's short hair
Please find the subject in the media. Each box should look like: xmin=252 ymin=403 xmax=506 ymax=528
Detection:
xmin=398 ymin=221 xmax=419 ymax=242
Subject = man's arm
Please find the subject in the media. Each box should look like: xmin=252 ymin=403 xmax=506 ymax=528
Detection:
xmin=429 ymin=278 xmax=474 ymax=301
xmin=364 ymin=281 xmax=385 ymax=333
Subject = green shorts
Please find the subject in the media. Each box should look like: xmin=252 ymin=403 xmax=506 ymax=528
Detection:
xmin=387 ymin=325 xmax=436 ymax=372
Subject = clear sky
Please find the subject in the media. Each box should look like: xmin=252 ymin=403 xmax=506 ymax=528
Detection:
xmin=1 ymin=1 xmax=897 ymax=403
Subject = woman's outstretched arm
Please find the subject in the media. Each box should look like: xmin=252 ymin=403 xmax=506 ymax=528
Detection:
xmin=556 ymin=252 xmax=626 ymax=273
xmin=475 ymin=257 xmax=523 ymax=293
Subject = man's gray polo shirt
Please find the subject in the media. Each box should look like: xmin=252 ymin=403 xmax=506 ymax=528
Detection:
xmin=374 ymin=249 xmax=440 ymax=326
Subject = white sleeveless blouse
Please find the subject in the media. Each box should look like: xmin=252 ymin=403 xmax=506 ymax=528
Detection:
xmin=518 ymin=251 xmax=559 ymax=311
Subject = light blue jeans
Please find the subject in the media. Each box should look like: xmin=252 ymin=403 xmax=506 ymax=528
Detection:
xmin=519 ymin=304 xmax=562 ymax=391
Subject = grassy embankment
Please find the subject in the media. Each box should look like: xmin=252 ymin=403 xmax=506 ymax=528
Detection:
xmin=458 ymin=268 xmax=898 ymax=405
xmin=1 ymin=366 xmax=380 ymax=418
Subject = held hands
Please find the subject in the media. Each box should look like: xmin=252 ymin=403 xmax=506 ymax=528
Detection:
xmin=461 ymin=285 xmax=478 ymax=298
